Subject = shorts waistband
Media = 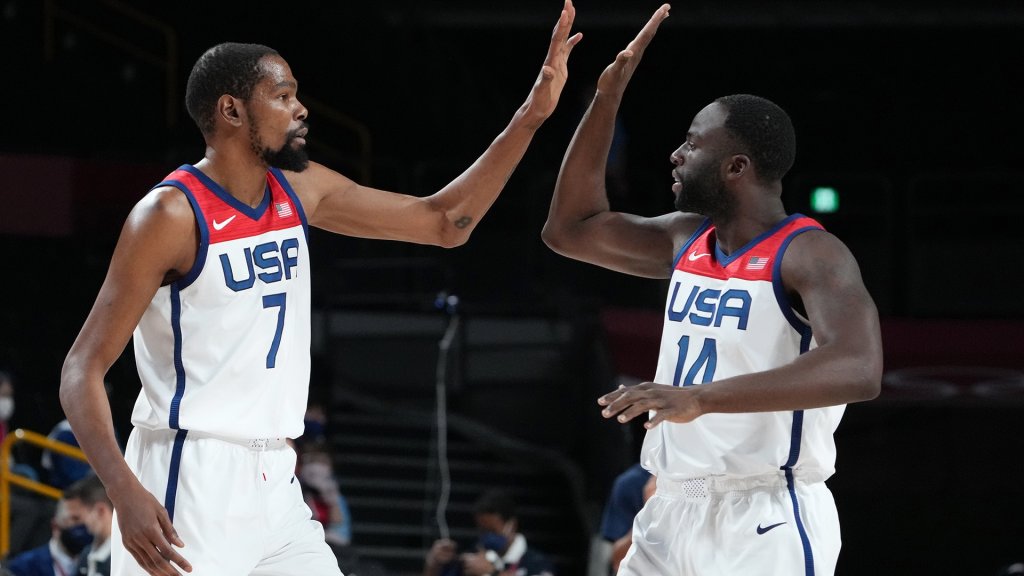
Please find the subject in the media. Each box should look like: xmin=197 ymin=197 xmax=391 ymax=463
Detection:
xmin=656 ymin=470 xmax=824 ymax=500
xmin=136 ymin=428 xmax=288 ymax=450
xmin=189 ymin=432 xmax=287 ymax=450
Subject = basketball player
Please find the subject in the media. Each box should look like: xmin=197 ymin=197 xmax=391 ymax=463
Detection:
xmin=542 ymin=5 xmax=883 ymax=575
xmin=58 ymin=4 xmax=582 ymax=575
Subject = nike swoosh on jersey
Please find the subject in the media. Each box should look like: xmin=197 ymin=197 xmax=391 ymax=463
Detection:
xmin=756 ymin=522 xmax=787 ymax=535
xmin=212 ymin=215 xmax=237 ymax=230
xmin=688 ymin=250 xmax=711 ymax=261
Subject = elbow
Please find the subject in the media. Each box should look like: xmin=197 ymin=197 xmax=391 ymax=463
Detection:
xmin=58 ymin=355 xmax=84 ymax=412
xmin=436 ymin=228 xmax=469 ymax=249
xmin=850 ymin=355 xmax=883 ymax=402
xmin=540 ymin=221 xmax=569 ymax=255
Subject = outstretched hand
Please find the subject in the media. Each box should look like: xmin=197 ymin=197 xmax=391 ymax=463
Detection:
xmin=596 ymin=4 xmax=670 ymax=99
xmin=114 ymin=481 xmax=192 ymax=575
xmin=598 ymin=381 xmax=702 ymax=428
xmin=519 ymin=0 xmax=583 ymax=129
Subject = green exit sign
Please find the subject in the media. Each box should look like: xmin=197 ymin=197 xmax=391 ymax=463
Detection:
xmin=810 ymin=186 xmax=839 ymax=213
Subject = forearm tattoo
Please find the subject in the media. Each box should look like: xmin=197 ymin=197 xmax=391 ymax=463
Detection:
xmin=454 ymin=216 xmax=473 ymax=229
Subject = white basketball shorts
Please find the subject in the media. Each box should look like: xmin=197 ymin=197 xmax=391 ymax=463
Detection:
xmin=618 ymin=471 xmax=841 ymax=576
xmin=110 ymin=427 xmax=343 ymax=576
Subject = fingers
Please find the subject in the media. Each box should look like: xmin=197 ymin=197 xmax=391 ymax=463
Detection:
xmin=124 ymin=526 xmax=191 ymax=575
xmin=126 ymin=536 xmax=182 ymax=576
xmin=158 ymin=512 xmax=192 ymax=572
xmin=599 ymin=384 xmax=645 ymax=423
xmin=597 ymin=384 xmax=628 ymax=407
xmin=554 ymin=0 xmax=576 ymax=39
xmin=623 ymin=4 xmax=670 ymax=61
xmin=160 ymin=513 xmax=185 ymax=548
xmin=548 ymin=0 xmax=583 ymax=56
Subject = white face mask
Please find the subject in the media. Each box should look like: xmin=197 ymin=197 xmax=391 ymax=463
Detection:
xmin=0 ymin=397 xmax=13 ymax=421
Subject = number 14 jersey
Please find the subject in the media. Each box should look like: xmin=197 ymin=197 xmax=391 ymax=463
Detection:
xmin=642 ymin=214 xmax=845 ymax=481
xmin=131 ymin=165 xmax=312 ymax=441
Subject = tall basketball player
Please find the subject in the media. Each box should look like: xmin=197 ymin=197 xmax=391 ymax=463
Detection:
xmin=542 ymin=5 xmax=882 ymax=575
xmin=59 ymin=4 xmax=582 ymax=575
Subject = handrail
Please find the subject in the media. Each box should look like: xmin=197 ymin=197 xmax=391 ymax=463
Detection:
xmin=302 ymin=95 xmax=374 ymax=185
xmin=0 ymin=428 xmax=88 ymax=557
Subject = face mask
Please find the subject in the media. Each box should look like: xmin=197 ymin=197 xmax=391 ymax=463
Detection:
xmin=303 ymin=419 xmax=326 ymax=441
xmin=0 ymin=397 xmax=13 ymax=421
xmin=478 ymin=531 xmax=508 ymax=553
xmin=59 ymin=524 xmax=93 ymax=555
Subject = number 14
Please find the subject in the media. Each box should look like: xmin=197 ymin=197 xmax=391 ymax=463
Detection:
xmin=673 ymin=335 xmax=717 ymax=386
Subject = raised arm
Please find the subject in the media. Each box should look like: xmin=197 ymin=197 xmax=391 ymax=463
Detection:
xmin=599 ymin=231 xmax=883 ymax=426
xmin=60 ymin=188 xmax=195 ymax=575
xmin=291 ymin=0 xmax=582 ymax=247
xmin=542 ymin=4 xmax=696 ymax=279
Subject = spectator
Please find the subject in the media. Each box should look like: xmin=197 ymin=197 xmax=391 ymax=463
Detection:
xmin=1 ymin=370 xmax=53 ymax=555
xmin=3 ymin=496 xmax=91 ymax=576
xmin=0 ymin=371 xmax=14 ymax=447
xmin=424 ymin=489 xmax=554 ymax=576
xmin=64 ymin=475 xmax=112 ymax=576
xmin=41 ymin=419 xmax=93 ymax=491
xmin=296 ymin=440 xmax=352 ymax=546
xmin=597 ymin=464 xmax=655 ymax=575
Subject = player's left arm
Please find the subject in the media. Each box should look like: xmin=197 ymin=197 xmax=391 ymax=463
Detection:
xmin=600 ymin=229 xmax=883 ymax=427
xmin=287 ymin=1 xmax=581 ymax=248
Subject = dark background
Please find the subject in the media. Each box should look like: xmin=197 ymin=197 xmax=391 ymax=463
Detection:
xmin=1 ymin=0 xmax=1023 ymax=574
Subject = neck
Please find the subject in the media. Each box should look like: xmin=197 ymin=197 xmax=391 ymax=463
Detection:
xmin=711 ymin=196 xmax=788 ymax=255
xmin=196 ymin=143 xmax=269 ymax=208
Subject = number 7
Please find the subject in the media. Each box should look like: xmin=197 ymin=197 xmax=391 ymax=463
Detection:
xmin=262 ymin=293 xmax=286 ymax=369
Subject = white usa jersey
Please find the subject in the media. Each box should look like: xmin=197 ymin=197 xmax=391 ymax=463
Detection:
xmin=642 ymin=214 xmax=846 ymax=481
xmin=131 ymin=165 xmax=312 ymax=440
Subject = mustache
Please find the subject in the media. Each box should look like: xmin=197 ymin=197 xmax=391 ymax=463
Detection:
xmin=287 ymin=122 xmax=310 ymax=141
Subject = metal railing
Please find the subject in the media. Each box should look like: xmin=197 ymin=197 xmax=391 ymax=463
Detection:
xmin=0 ymin=428 xmax=88 ymax=557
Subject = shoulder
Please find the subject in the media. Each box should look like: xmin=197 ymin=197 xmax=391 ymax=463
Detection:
xmin=276 ymin=161 xmax=358 ymax=205
xmin=661 ymin=212 xmax=706 ymax=237
xmin=5 ymin=544 xmax=51 ymax=571
xmin=126 ymin=185 xmax=197 ymax=234
xmin=780 ymin=228 xmax=864 ymax=293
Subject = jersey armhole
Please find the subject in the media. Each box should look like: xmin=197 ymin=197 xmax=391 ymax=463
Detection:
xmin=671 ymin=218 xmax=713 ymax=268
xmin=771 ymin=225 xmax=822 ymax=351
xmin=153 ymin=179 xmax=209 ymax=290
xmin=268 ymin=167 xmax=310 ymax=241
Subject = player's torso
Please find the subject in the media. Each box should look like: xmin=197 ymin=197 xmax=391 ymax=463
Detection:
xmin=644 ymin=214 xmax=844 ymax=480
xmin=132 ymin=165 xmax=312 ymax=439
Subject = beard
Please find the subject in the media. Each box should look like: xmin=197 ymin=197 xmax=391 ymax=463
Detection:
xmin=674 ymin=160 xmax=732 ymax=219
xmin=250 ymin=122 xmax=310 ymax=172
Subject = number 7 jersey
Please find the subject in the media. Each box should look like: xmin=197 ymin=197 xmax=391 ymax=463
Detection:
xmin=642 ymin=214 xmax=846 ymax=481
xmin=131 ymin=165 xmax=312 ymax=440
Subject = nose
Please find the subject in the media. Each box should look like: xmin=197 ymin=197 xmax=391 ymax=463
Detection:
xmin=670 ymin=148 xmax=683 ymax=166
xmin=296 ymin=99 xmax=308 ymax=122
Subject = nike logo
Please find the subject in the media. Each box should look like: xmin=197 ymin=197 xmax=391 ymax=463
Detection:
xmin=212 ymin=215 xmax=237 ymax=230
xmin=687 ymin=250 xmax=711 ymax=261
xmin=756 ymin=522 xmax=786 ymax=535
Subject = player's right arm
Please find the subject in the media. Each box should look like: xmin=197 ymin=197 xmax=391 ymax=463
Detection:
xmin=60 ymin=186 xmax=195 ymax=576
xmin=542 ymin=4 xmax=698 ymax=279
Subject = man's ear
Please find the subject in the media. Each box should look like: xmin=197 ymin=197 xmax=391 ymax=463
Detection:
xmin=726 ymin=154 xmax=750 ymax=180
xmin=217 ymin=95 xmax=245 ymax=128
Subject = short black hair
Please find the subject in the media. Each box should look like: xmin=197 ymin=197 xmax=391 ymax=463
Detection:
xmin=185 ymin=42 xmax=279 ymax=135
xmin=474 ymin=488 xmax=517 ymax=521
xmin=715 ymin=94 xmax=796 ymax=182
xmin=64 ymin=473 xmax=111 ymax=507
